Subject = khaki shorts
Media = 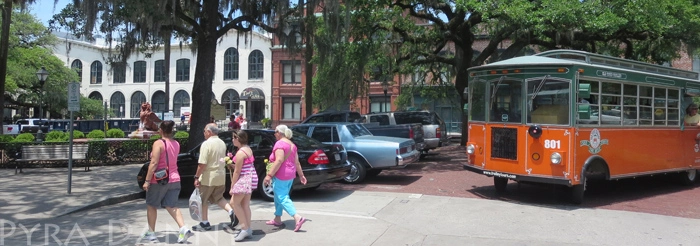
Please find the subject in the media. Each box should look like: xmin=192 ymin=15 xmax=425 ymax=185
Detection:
xmin=199 ymin=185 xmax=225 ymax=204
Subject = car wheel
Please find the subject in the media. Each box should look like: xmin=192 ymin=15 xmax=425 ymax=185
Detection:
xmin=258 ymin=175 xmax=275 ymax=202
xmin=343 ymin=156 xmax=367 ymax=184
xmin=136 ymin=163 xmax=148 ymax=189
xmin=680 ymin=169 xmax=697 ymax=185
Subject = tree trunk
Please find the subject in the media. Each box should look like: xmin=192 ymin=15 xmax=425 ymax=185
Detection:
xmin=0 ymin=0 xmax=13 ymax=130
xmin=303 ymin=3 xmax=314 ymax=120
xmin=186 ymin=2 xmax=218 ymax=147
xmin=453 ymin=43 xmax=470 ymax=146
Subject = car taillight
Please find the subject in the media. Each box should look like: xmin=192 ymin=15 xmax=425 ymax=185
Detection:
xmin=436 ymin=127 xmax=441 ymax=138
xmin=308 ymin=149 xmax=329 ymax=165
xmin=409 ymin=128 xmax=414 ymax=139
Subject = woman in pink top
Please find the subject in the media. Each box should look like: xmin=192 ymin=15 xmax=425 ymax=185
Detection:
xmin=263 ymin=125 xmax=307 ymax=232
xmin=141 ymin=120 xmax=193 ymax=243
xmin=229 ymin=130 xmax=257 ymax=241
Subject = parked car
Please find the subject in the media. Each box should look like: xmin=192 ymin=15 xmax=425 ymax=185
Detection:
xmin=136 ymin=130 xmax=351 ymax=201
xmin=301 ymin=110 xmax=425 ymax=150
xmin=292 ymin=123 xmax=420 ymax=184
xmin=3 ymin=118 xmax=50 ymax=135
xmin=363 ymin=111 xmax=449 ymax=155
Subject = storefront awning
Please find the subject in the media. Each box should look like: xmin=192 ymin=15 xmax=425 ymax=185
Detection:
xmin=240 ymin=87 xmax=265 ymax=100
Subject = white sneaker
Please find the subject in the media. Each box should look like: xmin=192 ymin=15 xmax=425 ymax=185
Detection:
xmin=178 ymin=229 xmax=194 ymax=243
xmin=234 ymin=229 xmax=248 ymax=242
xmin=142 ymin=231 xmax=157 ymax=241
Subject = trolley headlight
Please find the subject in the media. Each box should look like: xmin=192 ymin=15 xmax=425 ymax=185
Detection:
xmin=466 ymin=144 xmax=476 ymax=155
xmin=550 ymin=152 xmax=562 ymax=164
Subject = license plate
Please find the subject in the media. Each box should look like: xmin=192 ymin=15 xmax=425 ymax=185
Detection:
xmin=334 ymin=153 xmax=340 ymax=161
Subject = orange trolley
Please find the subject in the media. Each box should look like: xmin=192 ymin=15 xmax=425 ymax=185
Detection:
xmin=463 ymin=50 xmax=700 ymax=203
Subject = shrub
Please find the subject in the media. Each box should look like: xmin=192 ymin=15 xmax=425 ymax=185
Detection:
xmin=106 ymin=129 xmax=125 ymax=138
xmin=174 ymin=131 xmax=189 ymax=138
xmin=71 ymin=130 xmax=85 ymax=139
xmin=87 ymin=130 xmax=105 ymax=139
xmin=12 ymin=133 xmax=34 ymax=142
xmin=150 ymin=134 xmax=162 ymax=140
xmin=45 ymin=130 xmax=66 ymax=142
xmin=0 ymin=134 xmax=14 ymax=142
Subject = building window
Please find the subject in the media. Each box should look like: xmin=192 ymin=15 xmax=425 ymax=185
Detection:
xmin=88 ymin=91 xmax=102 ymax=101
xmin=71 ymin=60 xmax=82 ymax=82
xmin=222 ymin=89 xmax=240 ymax=116
xmin=151 ymin=91 xmax=166 ymax=113
xmin=248 ymin=50 xmax=264 ymax=79
xmin=282 ymin=60 xmax=301 ymax=84
xmin=224 ymin=48 xmax=239 ymax=80
xmin=283 ymin=97 xmax=301 ymax=120
xmin=176 ymin=59 xmax=190 ymax=82
xmin=90 ymin=61 xmax=102 ymax=84
xmin=110 ymin=92 xmax=125 ymax=118
xmin=133 ymin=61 xmax=146 ymax=83
xmin=130 ymin=91 xmax=146 ymax=118
xmin=154 ymin=60 xmax=165 ymax=82
xmin=112 ymin=63 xmax=126 ymax=83
xmin=370 ymin=96 xmax=391 ymax=113
xmin=694 ymin=56 xmax=700 ymax=72
xmin=173 ymin=90 xmax=190 ymax=117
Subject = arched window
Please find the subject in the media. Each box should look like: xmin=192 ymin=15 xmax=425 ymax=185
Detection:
xmin=130 ymin=91 xmax=147 ymax=118
xmin=151 ymin=91 xmax=166 ymax=113
xmin=222 ymin=89 xmax=240 ymax=116
xmin=71 ymin=60 xmax=82 ymax=82
xmin=88 ymin=91 xmax=102 ymax=101
xmin=248 ymin=50 xmax=264 ymax=79
xmin=224 ymin=48 xmax=239 ymax=80
xmin=110 ymin=92 xmax=125 ymax=118
xmin=90 ymin=61 xmax=103 ymax=84
xmin=173 ymin=90 xmax=190 ymax=117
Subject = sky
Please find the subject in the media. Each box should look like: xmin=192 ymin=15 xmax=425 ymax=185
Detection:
xmin=30 ymin=0 xmax=70 ymax=26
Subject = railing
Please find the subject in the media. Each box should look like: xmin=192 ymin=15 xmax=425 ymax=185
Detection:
xmin=0 ymin=138 xmax=189 ymax=168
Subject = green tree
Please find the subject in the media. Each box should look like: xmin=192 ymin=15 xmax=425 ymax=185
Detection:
xmin=58 ymin=0 xmax=297 ymax=145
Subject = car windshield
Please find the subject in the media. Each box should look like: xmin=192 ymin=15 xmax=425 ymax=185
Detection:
xmin=346 ymin=124 xmax=372 ymax=137
xmin=394 ymin=112 xmax=436 ymax=125
xmin=291 ymin=131 xmax=322 ymax=148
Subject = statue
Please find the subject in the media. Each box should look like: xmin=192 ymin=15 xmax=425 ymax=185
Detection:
xmin=139 ymin=102 xmax=162 ymax=131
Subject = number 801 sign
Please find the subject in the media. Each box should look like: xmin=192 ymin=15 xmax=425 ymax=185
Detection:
xmin=544 ymin=140 xmax=561 ymax=149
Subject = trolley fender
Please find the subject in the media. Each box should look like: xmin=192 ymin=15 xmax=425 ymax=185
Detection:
xmin=581 ymin=155 xmax=610 ymax=180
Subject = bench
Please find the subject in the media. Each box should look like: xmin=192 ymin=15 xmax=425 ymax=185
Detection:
xmin=15 ymin=145 xmax=90 ymax=174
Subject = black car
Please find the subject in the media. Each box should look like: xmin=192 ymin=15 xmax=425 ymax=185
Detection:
xmin=137 ymin=130 xmax=351 ymax=201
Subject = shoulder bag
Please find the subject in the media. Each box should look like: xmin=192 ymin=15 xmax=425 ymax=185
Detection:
xmin=153 ymin=139 xmax=171 ymax=185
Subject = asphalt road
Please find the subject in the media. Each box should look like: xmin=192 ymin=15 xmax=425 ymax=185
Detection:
xmin=320 ymin=144 xmax=700 ymax=219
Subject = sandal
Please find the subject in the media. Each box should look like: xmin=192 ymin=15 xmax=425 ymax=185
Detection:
xmin=265 ymin=220 xmax=283 ymax=226
xmin=294 ymin=217 xmax=306 ymax=232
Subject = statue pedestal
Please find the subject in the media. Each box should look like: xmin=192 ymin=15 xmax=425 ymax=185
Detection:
xmin=128 ymin=130 xmax=158 ymax=139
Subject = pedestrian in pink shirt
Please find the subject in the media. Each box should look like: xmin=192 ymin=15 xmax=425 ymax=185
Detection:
xmin=263 ymin=125 xmax=307 ymax=232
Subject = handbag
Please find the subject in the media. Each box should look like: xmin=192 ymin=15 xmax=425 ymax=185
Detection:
xmin=153 ymin=139 xmax=170 ymax=185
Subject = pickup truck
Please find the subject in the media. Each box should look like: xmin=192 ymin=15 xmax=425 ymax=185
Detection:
xmin=2 ymin=119 xmax=49 ymax=135
xmin=363 ymin=122 xmax=425 ymax=152
xmin=363 ymin=111 xmax=449 ymax=156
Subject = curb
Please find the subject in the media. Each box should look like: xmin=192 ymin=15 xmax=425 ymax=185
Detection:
xmin=56 ymin=191 xmax=145 ymax=218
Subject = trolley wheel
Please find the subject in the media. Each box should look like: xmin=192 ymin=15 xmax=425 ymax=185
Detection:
xmin=680 ymin=169 xmax=697 ymax=186
xmin=494 ymin=177 xmax=508 ymax=193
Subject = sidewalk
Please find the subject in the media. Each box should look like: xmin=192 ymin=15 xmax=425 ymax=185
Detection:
xmin=0 ymin=163 xmax=144 ymax=223
xmin=2 ymin=161 xmax=700 ymax=245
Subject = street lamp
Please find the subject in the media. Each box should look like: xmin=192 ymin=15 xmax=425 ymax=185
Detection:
xmin=35 ymin=67 xmax=49 ymax=142
xmin=382 ymin=81 xmax=389 ymax=112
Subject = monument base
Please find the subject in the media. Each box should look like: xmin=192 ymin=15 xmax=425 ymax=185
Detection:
xmin=128 ymin=130 xmax=158 ymax=139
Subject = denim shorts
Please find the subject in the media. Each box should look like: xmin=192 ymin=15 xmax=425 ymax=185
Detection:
xmin=145 ymin=182 xmax=181 ymax=208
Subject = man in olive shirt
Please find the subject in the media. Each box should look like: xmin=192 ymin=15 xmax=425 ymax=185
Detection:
xmin=193 ymin=123 xmax=235 ymax=230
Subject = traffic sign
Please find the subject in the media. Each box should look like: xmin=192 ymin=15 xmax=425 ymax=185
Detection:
xmin=68 ymin=82 xmax=80 ymax=111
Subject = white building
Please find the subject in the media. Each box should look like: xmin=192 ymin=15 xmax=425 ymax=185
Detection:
xmin=51 ymin=31 xmax=273 ymax=123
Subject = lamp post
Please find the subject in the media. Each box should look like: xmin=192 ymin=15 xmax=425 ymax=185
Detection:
xmin=36 ymin=67 xmax=49 ymax=142
xmin=382 ymin=81 xmax=389 ymax=112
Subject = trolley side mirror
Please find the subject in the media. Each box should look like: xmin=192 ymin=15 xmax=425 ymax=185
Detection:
xmin=578 ymin=84 xmax=591 ymax=99
xmin=463 ymin=86 xmax=469 ymax=101
xmin=578 ymin=104 xmax=591 ymax=120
